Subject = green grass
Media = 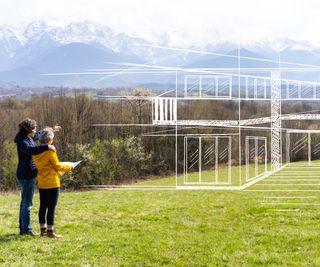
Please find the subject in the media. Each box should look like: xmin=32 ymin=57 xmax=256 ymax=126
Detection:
xmin=136 ymin=160 xmax=320 ymax=187
xmin=136 ymin=163 xmax=273 ymax=187
xmin=1 ymin=177 xmax=320 ymax=266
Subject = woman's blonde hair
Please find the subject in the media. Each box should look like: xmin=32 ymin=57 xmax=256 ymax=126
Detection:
xmin=39 ymin=130 xmax=54 ymax=144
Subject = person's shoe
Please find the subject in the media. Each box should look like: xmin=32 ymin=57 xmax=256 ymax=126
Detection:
xmin=40 ymin=228 xmax=47 ymax=237
xmin=47 ymin=230 xmax=62 ymax=238
xmin=25 ymin=230 xmax=39 ymax=236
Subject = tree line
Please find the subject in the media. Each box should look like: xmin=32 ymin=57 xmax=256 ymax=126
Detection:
xmin=0 ymin=88 xmax=318 ymax=190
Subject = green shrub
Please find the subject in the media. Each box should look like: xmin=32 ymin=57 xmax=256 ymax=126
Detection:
xmin=61 ymin=137 xmax=152 ymax=188
xmin=0 ymin=141 xmax=18 ymax=190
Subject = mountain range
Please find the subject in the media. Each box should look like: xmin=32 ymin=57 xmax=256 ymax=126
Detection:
xmin=1 ymin=20 xmax=320 ymax=88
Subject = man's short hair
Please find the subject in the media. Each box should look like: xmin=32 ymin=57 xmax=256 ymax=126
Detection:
xmin=39 ymin=130 xmax=54 ymax=144
xmin=18 ymin=118 xmax=37 ymax=136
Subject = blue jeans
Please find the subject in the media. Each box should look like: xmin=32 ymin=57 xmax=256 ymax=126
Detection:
xmin=18 ymin=178 xmax=36 ymax=234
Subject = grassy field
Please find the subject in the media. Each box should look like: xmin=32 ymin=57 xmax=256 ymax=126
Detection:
xmin=1 ymin=163 xmax=320 ymax=266
xmin=135 ymin=163 xmax=272 ymax=187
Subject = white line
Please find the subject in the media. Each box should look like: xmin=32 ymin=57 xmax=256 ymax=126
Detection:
xmin=274 ymin=172 xmax=320 ymax=173
xmin=264 ymin=196 xmax=317 ymax=199
xmin=264 ymin=178 xmax=320 ymax=180
xmin=177 ymin=186 xmax=242 ymax=190
xmin=286 ymin=170 xmax=319 ymax=172
xmin=92 ymin=124 xmax=174 ymax=127
xmin=143 ymin=125 xmax=238 ymax=136
xmin=241 ymin=165 xmax=288 ymax=189
xmin=83 ymin=185 xmax=175 ymax=188
xmin=86 ymin=67 xmax=320 ymax=72
xmin=96 ymin=96 xmax=153 ymax=100
xmin=142 ymin=134 xmax=239 ymax=137
xmin=275 ymin=172 xmax=320 ymax=173
xmin=110 ymin=62 xmax=320 ymax=86
xmin=255 ymin=184 xmax=320 ymax=186
xmin=178 ymin=164 xmax=287 ymax=191
xmin=270 ymin=174 xmax=320 ymax=175
xmin=287 ymin=165 xmax=320 ymax=166
xmin=287 ymin=165 xmax=320 ymax=167
xmin=267 ymin=209 xmax=300 ymax=211
xmin=245 ymin=190 xmax=320 ymax=192
xmin=284 ymin=167 xmax=320 ymax=169
xmin=288 ymin=163 xmax=320 ymax=165
xmin=270 ymin=176 xmax=320 ymax=178
xmin=158 ymin=90 xmax=175 ymax=97
xmin=274 ymin=175 xmax=320 ymax=176
xmin=281 ymin=171 xmax=320 ymax=174
xmin=261 ymin=203 xmax=320 ymax=206
xmin=272 ymin=175 xmax=320 ymax=177
xmin=275 ymin=174 xmax=320 ymax=176
xmin=175 ymin=69 xmax=178 ymax=188
xmin=265 ymin=179 xmax=320 ymax=181
xmin=280 ymin=169 xmax=320 ymax=170
xmin=134 ymin=44 xmax=320 ymax=68
xmin=288 ymin=163 xmax=320 ymax=164
xmin=284 ymin=166 xmax=320 ymax=168
xmin=96 ymin=188 xmax=177 ymax=191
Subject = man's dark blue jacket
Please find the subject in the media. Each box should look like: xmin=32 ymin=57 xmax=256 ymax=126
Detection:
xmin=14 ymin=132 xmax=48 ymax=180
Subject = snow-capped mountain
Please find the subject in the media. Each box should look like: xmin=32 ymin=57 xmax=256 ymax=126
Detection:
xmin=0 ymin=20 xmax=320 ymax=88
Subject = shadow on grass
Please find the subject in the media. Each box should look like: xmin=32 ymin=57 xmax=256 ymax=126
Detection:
xmin=0 ymin=233 xmax=21 ymax=243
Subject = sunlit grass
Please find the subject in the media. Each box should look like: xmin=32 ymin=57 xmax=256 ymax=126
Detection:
xmin=136 ymin=163 xmax=273 ymax=187
xmin=1 ymin=187 xmax=320 ymax=266
xmin=2 ymin=161 xmax=320 ymax=266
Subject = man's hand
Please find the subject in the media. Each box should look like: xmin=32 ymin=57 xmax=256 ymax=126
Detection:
xmin=48 ymin=145 xmax=56 ymax=152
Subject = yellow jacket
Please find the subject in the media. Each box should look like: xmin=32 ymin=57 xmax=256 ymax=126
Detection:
xmin=33 ymin=150 xmax=72 ymax=189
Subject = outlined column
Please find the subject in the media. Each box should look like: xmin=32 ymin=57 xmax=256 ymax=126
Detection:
xmin=152 ymin=97 xmax=177 ymax=124
xmin=271 ymin=70 xmax=281 ymax=171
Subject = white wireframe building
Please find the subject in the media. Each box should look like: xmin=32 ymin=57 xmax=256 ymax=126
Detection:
xmin=50 ymin=47 xmax=320 ymax=190
xmin=150 ymin=65 xmax=320 ymax=190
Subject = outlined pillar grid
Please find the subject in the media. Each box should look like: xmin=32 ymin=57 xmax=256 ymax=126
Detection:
xmin=271 ymin=70 xmax=281 ymax=171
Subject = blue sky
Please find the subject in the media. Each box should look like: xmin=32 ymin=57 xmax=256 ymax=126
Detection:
xmin=1 ymin=0 xmax=319 ymax=45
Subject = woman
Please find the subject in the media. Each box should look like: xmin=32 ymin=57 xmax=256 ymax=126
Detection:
xmin=14 ymin=118 xmax=56 ymax=236
xmin=33 ymin=130 xmax=73 ymax=238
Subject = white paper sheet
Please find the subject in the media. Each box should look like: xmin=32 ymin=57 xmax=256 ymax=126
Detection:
xmin=60 ymin=160 xmax=82 ymax=168
xmin=59 ymin=160 xmax=82 ymax=175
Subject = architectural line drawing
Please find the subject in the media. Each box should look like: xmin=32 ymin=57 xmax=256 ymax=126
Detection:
xmin=45 ymin=46 xmax=320 ymax=190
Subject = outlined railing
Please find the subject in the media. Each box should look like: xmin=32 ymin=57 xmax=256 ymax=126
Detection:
xmin=184 ymin=75 xmax=232 ymax=98
xmin=152 ymin=97 xmax=177 ymax=123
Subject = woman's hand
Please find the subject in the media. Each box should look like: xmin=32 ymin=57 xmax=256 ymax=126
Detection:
xmin=48 ymin=145 xmax=56 ymax=152
xmin=53 ymin=125 xmax=62 ymax=132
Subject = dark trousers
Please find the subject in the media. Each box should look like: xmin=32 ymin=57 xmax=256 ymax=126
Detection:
xmin=38 ymin=187 xmax=60 ymax=226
